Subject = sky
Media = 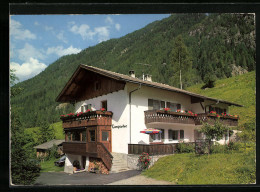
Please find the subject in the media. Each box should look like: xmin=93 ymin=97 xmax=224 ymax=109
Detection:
xmin=10 ymin=14 xmax=171 ymax=82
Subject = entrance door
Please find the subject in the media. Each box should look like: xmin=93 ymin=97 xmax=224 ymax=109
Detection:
xmin=101 ymin=130 xmax=111 ymax=152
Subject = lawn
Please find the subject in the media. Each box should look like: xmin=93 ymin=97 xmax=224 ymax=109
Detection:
xmin=142 ymin=146 xmax=255 ymax=184
xmin=40 ymin=157 xmax=64 ymax=172
xmin=25 ymin=121 xmax=64 ymax=143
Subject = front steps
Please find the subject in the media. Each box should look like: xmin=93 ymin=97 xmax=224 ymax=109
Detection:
xmin=110 ymin=152 xmax=131 ymax=173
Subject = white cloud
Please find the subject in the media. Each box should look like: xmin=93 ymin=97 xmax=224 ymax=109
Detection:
xmin=10 ymin=19 xmax=36 ymax=40
xmin=34 ymin=21 xmax=40 ymax=26
xmin=44 ymin=25 xmax=54 ymax=31
xmin=18 ymin=43 xmax=45 ymax=62
xmin=105 ymin=16 xmax=113 ymax=24
xmin=10 ymin=58 xmax=47 ymax=82
xmin=56 ymin=31 xmax=68 ymax=43
xmin=46 ymin=45 xmax=81 ymax=57
xmin=115 ymin=23 xmax=121 ymax=31
xmin=69 ymin=23 xmax=110 ymax=42
xmin=94 ymin=26 xmax=110 ymax=42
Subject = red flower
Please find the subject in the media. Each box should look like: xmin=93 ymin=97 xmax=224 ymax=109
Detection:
xmin=194 ymin=114 xmax=198 ymax=117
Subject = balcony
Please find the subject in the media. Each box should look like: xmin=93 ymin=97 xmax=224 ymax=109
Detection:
xmin=61 ymin=110 xmax=113 ymax=129
xmin=144 ymin=110 xmax=195 ymax=125
xmin=194 ymin=113 xmax=238 ymax=127
xmin=144 ymin=110 xmax=238 ymax=127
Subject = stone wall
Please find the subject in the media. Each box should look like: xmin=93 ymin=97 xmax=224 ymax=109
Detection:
xmin=88 ymin=157 xmax=109 ymax=174
xmin=127 ymin=154 xmax=170 ymax=170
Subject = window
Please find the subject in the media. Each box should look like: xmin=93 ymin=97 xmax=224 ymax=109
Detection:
xmin=160 ymin=101 xmax=165 ymax=109
xmin=101 ymin=100 xmax=107 ymax=110
xmin=82 ymin=130 xmax=86 ymax=142
xmin=153 ymin=100 xmax=160 ymax=110
xmin=72 ymin=131 xmax=81 ymax=141
xmin=148 ymin=99 xmax=153 ymax=110
xmin=89 ymin=130 xmax=95 ymax=142
xmin=169 ymin=130 xmax=179 ymax=140
xmin=102 ymin=131 xmax=109 ymax=141
xmin=84 ymin=104 xmax=92 ymax=111
xmin=66 ymin=132 xmax=71 ymax=141
xmin=150 ymin=129 xmax=164 ymax=142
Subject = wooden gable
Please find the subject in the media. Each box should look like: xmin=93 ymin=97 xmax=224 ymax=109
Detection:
xmin=56 ymin=67 xmax=125 ymax=102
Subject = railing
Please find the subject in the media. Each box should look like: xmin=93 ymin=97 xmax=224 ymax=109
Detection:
xmin=128 ymin=143 xmax=177 ymax=155
xmin=144 ymin=110 xmax=195 ymax=125
xmin=61 ymin=111 xmax=113 ymax=129
xmin=195 ymin=113 xmax=238 ymax=126
xmin=97 ymin=142 xmax=113 ymax=170
xmin=63 ymin=142 xmax=87 ymax=155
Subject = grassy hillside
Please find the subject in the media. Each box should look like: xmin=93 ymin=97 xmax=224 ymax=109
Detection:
xmin=143 ymin=147 xmax=255 ymax=184
xmin=25 ymin=121 xmax=64 ymax=143
xmin=186 ymin=71 xmax=255 ymax=127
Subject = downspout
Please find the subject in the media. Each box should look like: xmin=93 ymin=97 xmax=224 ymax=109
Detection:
xmin=129 ymin=84 xmax=142 ymax=144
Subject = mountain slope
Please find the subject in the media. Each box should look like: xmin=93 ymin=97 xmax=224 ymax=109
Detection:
xmin=11 ymin=13 xmax=255 ymax=128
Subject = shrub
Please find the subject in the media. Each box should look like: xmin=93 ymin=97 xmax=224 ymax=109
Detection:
xmin=176 ymin=143 xmax=195 ymax=153
xmin=225 ymin=141 xmax=239 ymax=151
xmin=210 ymin=143 xmax=225 ymax=154
xmin=138 ymin=152 xmax=151 ymax=170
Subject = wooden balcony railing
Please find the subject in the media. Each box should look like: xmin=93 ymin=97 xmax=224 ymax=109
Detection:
xmin=194 ymin=113 xmax=238 ymax=127
xmin=144 ymin=110 xmax=238 ymax=127
xmin=144 ymin=110 xmax=195 ymax=125
xmin=63 ymin=142 xmax=87 ymax=155
xmin=61 ymin=111 xmax=113 ymax=129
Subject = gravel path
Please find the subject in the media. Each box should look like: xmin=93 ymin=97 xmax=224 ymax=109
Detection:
xmin=107 ymin=175 xmax=175 ymax=185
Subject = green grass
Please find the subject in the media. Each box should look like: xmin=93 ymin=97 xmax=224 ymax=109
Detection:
xmin=186 ymin=71 xmax=255 ymax=126
xmin=40 ymin=157 xmax=64 ymax=172
xmin=24 ymin=121 xmax=64 ymax=142
xmin=143 ymin=148 xmax=255 ymax=184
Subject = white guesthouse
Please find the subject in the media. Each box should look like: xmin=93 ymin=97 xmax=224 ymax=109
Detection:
xmin=56 ymin=64 xmax=242 ymax=173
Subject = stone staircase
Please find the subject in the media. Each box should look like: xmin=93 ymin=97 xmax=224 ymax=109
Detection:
xmin=110 ymin=152 xmax=131 ymax=173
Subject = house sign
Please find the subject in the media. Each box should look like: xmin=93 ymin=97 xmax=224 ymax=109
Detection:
xmin=112 ymin=124 xmax=127 ymax=129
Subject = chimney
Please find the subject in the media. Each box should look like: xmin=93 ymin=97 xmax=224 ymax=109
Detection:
xmin=144 ymin=74 xmax=152 ymax=82
xmin=129 ymin=70 xmax=135 ymax=78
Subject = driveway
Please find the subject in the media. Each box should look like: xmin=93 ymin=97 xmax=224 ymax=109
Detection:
xmin=34 ymin=170 xmax=141 ymax=185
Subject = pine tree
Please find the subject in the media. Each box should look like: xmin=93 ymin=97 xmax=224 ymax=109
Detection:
xmin=169 ymin=35 xmax=193 ymax=89
xmin=10 ymin=71 xmax=40 ymax=185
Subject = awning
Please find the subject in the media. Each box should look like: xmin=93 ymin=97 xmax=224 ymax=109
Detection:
xmin=140 ymin=129 xmax=162 ymax=134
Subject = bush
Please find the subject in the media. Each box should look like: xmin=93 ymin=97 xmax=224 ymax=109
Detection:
xmin=176 ymin=143 xmax=195 ymax=153
xmin=225 ymin=141 xmax=239 ymax=151
xmin=138 ymin=152 xmax=151 ymax=170
xmin=210 ymin=143 xmax=225 ymax=154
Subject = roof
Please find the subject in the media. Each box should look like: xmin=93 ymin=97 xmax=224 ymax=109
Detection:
xmin=56 ymin=64 xmax=243 ymax=107
xmin=34 ymin=139 xmax=65 ymax=150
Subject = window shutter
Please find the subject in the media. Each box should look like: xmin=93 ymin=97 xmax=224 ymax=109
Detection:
xmin=81 ymin=106 xmax=84 ymax=112
xmin=177 ymin=104 xmax=181 ymax=110
xmin=148 ymin=99 xmax=153 ymax=110
xmin=161 ymin=129 xmax=165 ymax=142
xmin=168 ymin=130 xmax=172 ymax=141
xmin=180 ymin=130 xmax=184 ymax=140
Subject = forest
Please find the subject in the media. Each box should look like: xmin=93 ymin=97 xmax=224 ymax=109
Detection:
xmin=11 ymin=13 xmax=255 ymax=128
